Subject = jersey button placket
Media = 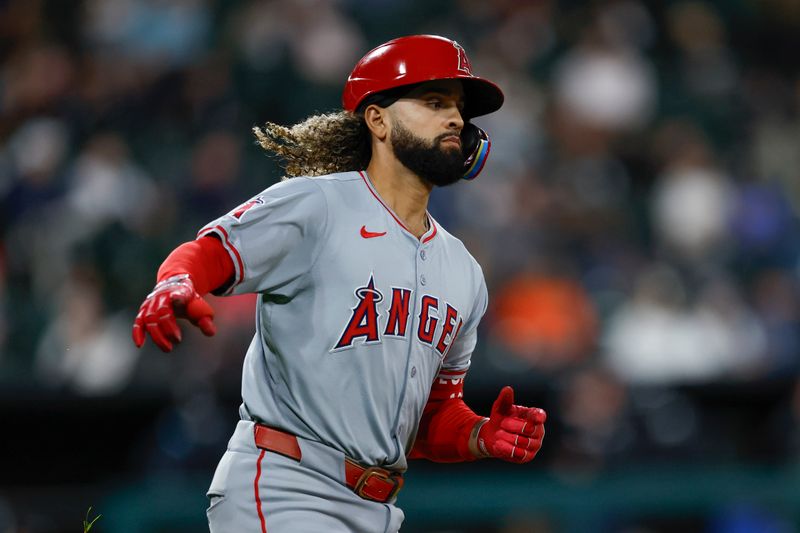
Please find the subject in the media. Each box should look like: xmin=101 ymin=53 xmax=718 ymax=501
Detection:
xmin=418 ymin=245 xmax=428 ymax=285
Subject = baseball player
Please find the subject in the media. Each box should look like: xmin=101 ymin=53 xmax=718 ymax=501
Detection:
xmin=132 ymin=35 xmax=546 ymax=533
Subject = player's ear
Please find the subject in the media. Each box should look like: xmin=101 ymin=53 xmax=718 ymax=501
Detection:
xmin=363 ymin=104 xmax=389 ymax=141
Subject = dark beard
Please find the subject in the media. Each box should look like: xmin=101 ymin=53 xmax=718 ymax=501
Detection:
xmin=391 ymin=120 xmax=463 ymax=187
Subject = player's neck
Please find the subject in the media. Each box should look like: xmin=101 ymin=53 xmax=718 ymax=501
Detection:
xmin=365 ymin=159 xmax=432 ymax=239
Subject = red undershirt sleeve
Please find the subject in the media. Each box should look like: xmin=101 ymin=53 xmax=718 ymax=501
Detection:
xmin=156 ymin=235 xmax=235 ymax=296
xmin=409 ymin=376 xmax=484 ymax=463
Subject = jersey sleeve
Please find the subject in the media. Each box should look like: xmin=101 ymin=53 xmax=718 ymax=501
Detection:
xmin=197 ymin=177 xmax=328 ymax=296
xmin=438 ymin=268 xmax=488 ymax=379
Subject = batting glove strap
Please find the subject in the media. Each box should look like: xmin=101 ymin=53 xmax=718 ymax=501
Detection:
xmin=147 ymin=273 xmax=192 ymax=298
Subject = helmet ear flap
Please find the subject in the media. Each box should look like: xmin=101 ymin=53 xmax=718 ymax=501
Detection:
xmin=461 ymin=123 xmax=491 ymax=180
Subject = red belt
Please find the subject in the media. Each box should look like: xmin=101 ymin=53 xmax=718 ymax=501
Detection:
xmin=253 ymin=424 xmax=404 ymax=503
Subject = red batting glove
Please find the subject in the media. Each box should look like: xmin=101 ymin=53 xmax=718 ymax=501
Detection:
xmin=475 ymin=386 xmax=546 ymax=463
xmin=132 ymin=274 xmax=216 ymax=352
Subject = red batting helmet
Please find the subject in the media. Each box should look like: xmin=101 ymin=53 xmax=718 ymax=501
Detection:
xmin=343 ymin=35 xmax=504 ymax=119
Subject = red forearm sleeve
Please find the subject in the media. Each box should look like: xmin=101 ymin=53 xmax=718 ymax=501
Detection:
xmin=409 ymin=376 xmax=483 ymax=463
xmin=157 ymin=236 xmax=235 ymax=295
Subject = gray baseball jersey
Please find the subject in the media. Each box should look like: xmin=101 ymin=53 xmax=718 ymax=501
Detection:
xmin=199 ymin=170 xmax=487 ymax=471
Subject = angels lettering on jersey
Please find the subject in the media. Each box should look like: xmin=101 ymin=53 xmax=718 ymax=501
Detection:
xmin=333 ymin=274 xmax=463 ymax=356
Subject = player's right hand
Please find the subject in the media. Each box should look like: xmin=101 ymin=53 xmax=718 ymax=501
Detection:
xmin=132 ymin=274 xmax=216 ymax=352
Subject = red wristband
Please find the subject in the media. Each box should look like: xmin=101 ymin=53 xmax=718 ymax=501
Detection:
xmin=409 ymin=375 xmax=482 ymax=462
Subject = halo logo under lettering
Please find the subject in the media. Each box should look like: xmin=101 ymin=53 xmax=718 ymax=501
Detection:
xmin=333 ymin=275 xmax=384 ymax=350
xmin=453 ymin=41 xmax=472 ymax=74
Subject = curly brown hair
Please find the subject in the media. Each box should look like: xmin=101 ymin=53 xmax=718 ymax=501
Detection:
xmin=253 ymin=111 xmax=371 ymax=178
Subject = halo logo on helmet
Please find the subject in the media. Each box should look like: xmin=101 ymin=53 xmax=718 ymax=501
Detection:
xmin=343 ymin=35 xmax=502 ymax=181
xmin=453 ymin=42 xmax=472 ymax=75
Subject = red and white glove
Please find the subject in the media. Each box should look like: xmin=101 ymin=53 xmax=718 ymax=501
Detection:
xmin=132 ymin=274 xmax=216 ymax=352
xmin=473 ymin=386 xmax=546 ymax=463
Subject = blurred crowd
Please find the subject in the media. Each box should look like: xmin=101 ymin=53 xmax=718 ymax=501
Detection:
xmin=3 ymin=0 xmax=800 ymax=490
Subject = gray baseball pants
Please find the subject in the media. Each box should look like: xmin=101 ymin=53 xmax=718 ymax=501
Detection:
xmin=206 ymin=420 xmax=405 ymax=532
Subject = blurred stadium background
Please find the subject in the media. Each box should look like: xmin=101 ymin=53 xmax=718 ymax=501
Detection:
xmin=2 ymin=0 xmax=800 ymax=531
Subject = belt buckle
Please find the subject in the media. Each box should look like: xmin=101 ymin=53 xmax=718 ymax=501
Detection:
xmin=354 ymin=467 xmax=404 ymax=502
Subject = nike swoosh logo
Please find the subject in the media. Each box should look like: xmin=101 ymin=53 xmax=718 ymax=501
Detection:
xmin=360 ymin=225 xmax=387 ymax=239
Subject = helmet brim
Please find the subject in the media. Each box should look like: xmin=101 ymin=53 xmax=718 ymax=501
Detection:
xmin=356 ymin=76 xmax=504 ymax=119
xmin=459 ymin=77 xmax=504 ymax=119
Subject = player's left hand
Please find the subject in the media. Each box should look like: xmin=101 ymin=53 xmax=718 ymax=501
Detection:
xmin=475 ymin=386 xmax=546 ymax=463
